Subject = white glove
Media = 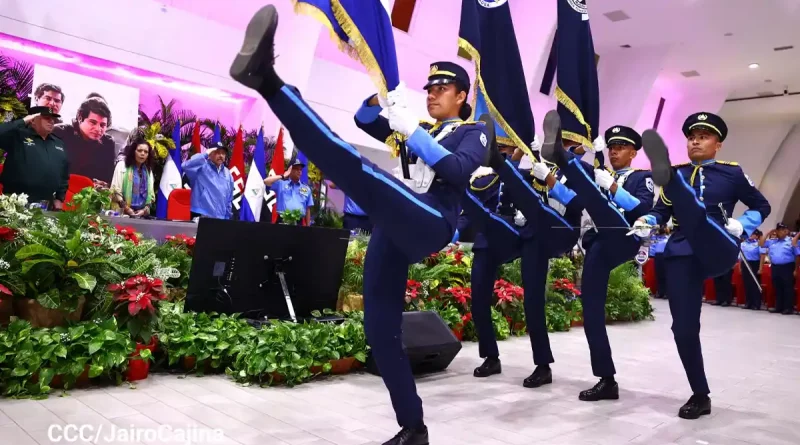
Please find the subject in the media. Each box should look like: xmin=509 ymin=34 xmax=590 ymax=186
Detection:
xmin=388 ymin=105 xmax=419 ymax=138
xmin=627 ymin=218 xmax=652 ymax=238
xmin=514 ymin=210 xmax=527 ymax=227
xmin=725 ymin=218 xmax=744 ymax=238
xmin=518 ymin=155 xmax=533 ymax=170
xmin=584 ymin=135 xmax=606 ymax=154
xmin=530 ymin=135 xmax=542 ymax=152
xmin=532 ymin=162 xmax=550 ymax=181
xmin=594 ymin=169 xmax=614 ymax=190
xmin=377 ymin=93 xmax=391 ymax=109
xmin=386 ymin=82 xmax=407 ymax=108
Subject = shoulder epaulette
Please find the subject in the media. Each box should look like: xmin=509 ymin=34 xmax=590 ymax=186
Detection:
xmin=717 ymin=160 xmax=739 ymax=166
xmin=673 ymin=162 xmax=690 ymax=167
xmin=470 ymin=174 xmax=499 ymax=191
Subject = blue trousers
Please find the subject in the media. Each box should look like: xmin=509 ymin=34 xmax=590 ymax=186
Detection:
xmin=266 ymin=85 xmax=455 ymax=428
xmin=742 ymin=260 xmax=762 ymax=308
xmin=659 ymin=170 xmax=741 ymax=395
xmin=771 ymin=263 xmax=795 ymax=312
xmin=561 ymin=157 xmax=640 ymax=377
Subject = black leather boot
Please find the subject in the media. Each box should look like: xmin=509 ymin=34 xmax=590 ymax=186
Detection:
xmin=383 ymin=426 xmax=429 ymax=445
xmin=230 ymin=5 xmax=285 ymax=97
xmin=678 ymin=394 xmax=711 ymax=420
xmin=579 ymin=377 xmax=619 ymax=401
xmin=473 ymin=357 xmax=502 ymax=378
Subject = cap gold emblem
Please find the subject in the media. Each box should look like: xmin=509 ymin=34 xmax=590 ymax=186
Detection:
xmin=612 ymin=127 xmax=620 ymax=133
xmin=430 ymin=65 xmax=438 ymax=76
xmin=698 ymin=114 xmax=708 ymax=121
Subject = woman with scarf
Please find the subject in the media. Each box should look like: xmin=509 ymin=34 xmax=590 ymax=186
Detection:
xmin=110 ymin=137 xmax=154 ymax=217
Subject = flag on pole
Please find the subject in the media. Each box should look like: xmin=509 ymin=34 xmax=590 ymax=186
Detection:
xmin=555 ymin=0 xmax=602 ymax=167
xmin=458 ymin=0 xmax=537 ymax=160
xmin=266 ymin=127 xmax=285 ymax=223
xmin=156 ymin=124 xmax=184 ymax=219
xmin=192 ymin=120 xmax=202 ymax=155
xmin=296 ymin=150 xmax=309 ymax=184
xmin=212 ymin=123 xmax=221 ymax=145
xmin=229 ymin=126 xmax=246 ymax=211
xmin=240 ymin=127 xmax=267 ymax=222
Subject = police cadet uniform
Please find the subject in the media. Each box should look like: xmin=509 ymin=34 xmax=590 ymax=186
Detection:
xmin=740 ymin=230 xmax=763 ymax=310
xmin=633 ymin=112 xmax=771 ymax=419
xmin=0 ymin=106 xmax=69 ymax=206
xmin=650 ymin=232 xmax=669 ymax=299
xmin=229 ymin=8 xmax=488 ymax=444
xmin=763 ymin=223 xmax=796 ymax=314
xmin=539 ymin=112 xmax=655 ymax=402
xmin=271 ymin=160 xmax=314 ymax=223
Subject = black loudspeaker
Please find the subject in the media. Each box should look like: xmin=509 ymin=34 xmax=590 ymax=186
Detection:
xmin=366 ymin=311 xmax=462 ymax=376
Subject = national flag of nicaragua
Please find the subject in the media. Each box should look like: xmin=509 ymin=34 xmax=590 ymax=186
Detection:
xmin=156 ymin=124 xmax=184 ymax=219
xmin=294 ymin=0 xmax=399 ymax=96
xmin=240 ymin=127 xmax=268 ymax=222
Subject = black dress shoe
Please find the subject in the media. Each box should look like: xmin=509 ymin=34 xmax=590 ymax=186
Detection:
xmin=540 ymin=110 xmax=568 ymax=167
xmin=579 ymin=378 xmax=619 ymax=401
xmin=782 ymin=309 xmax=794 ymax=315
xmin=678 ymin=394 xmax=711 ymax=420
xmin=383 ymin=426 xmax=429 ymax=445
xmin=523 ymin=365 xmax=553 ymax=388
xmin=230 ymin=5 xmax=284 ymax=96
xmin=473 ymin=357 xmax=502 ymax=378
xmin=770 ymin=309 xmax=781 ymax=313
xmin=478 ymin=114 xmax=502 ymax=169
xmin=641 ymin=130 xmax=673 ymax=187
xmin=720 ymin=301 xmax=731 ymax=307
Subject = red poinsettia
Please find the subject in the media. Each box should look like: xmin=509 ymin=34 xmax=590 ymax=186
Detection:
xmin=494 ymin=279 xmax=524 ymax=303
xmin=165 ymin=234 xmax=196 ymax=255
xmin=405 ymin=280 xmax=422 ymax=300
xmin=109 ymin=275 xmax=166 ymax=315
xmin=442 ymin=286 xmax=471 ymax=306
xmin=115 ymin=225 xmax=140 ymax=245
xmin=461 ymin=312 xmax=473 ymax=324
xmin=453 ymin=250 xmax=464 ymax=265
xmin=0 ymin=226 xmax=17 ymax=242
xmin=552 ymin=278 xmax=581 ymax=296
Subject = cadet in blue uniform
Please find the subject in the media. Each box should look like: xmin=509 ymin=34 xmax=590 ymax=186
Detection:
xmin=229 ymin=8 xmax=488 ymax=444
xmin=740 ymin=230 xmax=763 ymax=310
xmin=540 ymin=113 xmax=655 ymax=402
xmin=631 ymin=112 xmax=771 ymax=419
xmin=650 ymin=229 xmax=669 ymax=299
xmin=466 ymin=141 xmax=587 ymax=388
xmin=760 ymin=224 xmax=796 ymax=314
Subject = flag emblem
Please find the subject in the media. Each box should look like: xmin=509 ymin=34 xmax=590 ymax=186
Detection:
xmin=567 ymin=0 xmax=588 ymax=14
xmin=478 ymin=0 xmax=508 ymax=8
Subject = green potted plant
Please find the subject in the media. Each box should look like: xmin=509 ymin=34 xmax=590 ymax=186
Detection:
xmin=278 ymin=209 xmax=303 ymax=226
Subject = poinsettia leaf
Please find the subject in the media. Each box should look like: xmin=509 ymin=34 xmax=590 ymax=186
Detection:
xmin=15 ymin=244 xmax=63 ymax=261
xmin=70 ymin=273 xmax=97 ymax=292
xmin=0 ymin=283 xmax=10 ymax=295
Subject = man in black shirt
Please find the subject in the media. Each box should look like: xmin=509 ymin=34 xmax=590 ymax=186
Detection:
xmin=53 ymin=97 xmax=116 ymax=184
xmin=0 ymin=107 xmax=69 ymax=208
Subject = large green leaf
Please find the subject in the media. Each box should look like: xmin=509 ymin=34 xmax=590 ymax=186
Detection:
xmin=70 ymin=273 xmax=97 ymax=292
xmin=21 ymin=258 xmax=63 ymax=274
xmin=36 ymin=289 xmax=61 ymax=310
xmin=88 ymin=340 xmax=104 ymax=355
xmin=66 ymin=230 xmax=82 ymax=255
xmin=15 ymin=244 xmax=63 ymax=261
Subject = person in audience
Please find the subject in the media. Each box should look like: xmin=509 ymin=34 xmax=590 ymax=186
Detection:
xmin=712 ymin=266 xmax=734 ymax=307
xmin=760 ymin=223 xmax=796 ymax=314
xmin=110 ymin=137 xmax=155 ymax=217
xmin=33 ymin=83 xmax=65 ymax=116
xmin=0 ymin=106 xmax=68 ymax=209
xmin=182 ymin=141 xmax=234 ymax=220
xmin=54 ymin=96 xmax=116 ymax=184
xmin=740 ymin=229 xmax=763 ymax=310
xmin=263 ymin=160 xmax=314 ymax=225
xmin=328 ymin=181 xmax=372 ymax=234
xmin=630 ymin=112 xmax=770 ymax=419
xmin=651 ymin=227 xmax=670 ymax=299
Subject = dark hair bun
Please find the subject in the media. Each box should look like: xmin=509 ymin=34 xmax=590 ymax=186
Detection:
xmin=459 ymin=103 xmax=473 ymax=121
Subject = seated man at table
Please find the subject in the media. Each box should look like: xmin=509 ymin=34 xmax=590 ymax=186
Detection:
xmin=182 ymin=142 xmax=234 ymax=220
xmin=263 ymin=160 xmax=314 ymax=225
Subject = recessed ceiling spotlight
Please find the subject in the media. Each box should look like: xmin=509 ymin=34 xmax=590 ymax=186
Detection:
xmin=765 ymin=79 xmax=773 ymax=83
xmin=620 ymin=44 xmax=631 ymax=48
xmin=749 ymin=63 xmax=760 ymax=69
xmin=724 ymin=32 xmax=733 ymax=36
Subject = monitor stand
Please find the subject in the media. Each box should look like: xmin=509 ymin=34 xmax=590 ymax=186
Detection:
xmin=259 ymin=255 xmax=297 ymax=322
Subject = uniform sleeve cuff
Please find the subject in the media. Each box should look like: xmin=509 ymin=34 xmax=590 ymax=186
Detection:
xmin=407 ymin=127 xmax=450 ymax=166
xmin=738 ymin=210 xmax=762 ymax=237
xmin=612 ymin=186 xmax=641 ymax=212
xmin=643 ymin=215 xmax=657 ymax=226
xmin=550 ymin=182 xmax=576 ymax=205
xmin=355 ymin=97 xmax=382 ymax=124
xmin=759 ymin=248 xmax=768 ymax=255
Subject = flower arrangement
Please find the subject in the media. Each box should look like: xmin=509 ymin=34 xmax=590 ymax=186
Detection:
xmin=115 ymin=225 xmax=140 ymax=246
xmin=164 ymin=234 xmax=196 ymax=256
xmin=109 ymin=275 xmax=167 ymax=344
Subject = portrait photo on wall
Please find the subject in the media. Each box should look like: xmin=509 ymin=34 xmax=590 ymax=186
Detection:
xmin=31 ymin=64 xmax=140 ymax=185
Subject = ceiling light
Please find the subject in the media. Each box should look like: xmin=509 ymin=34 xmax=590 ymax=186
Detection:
xmin=765 ymin=79 xmax=773 ymax=83
xmin=724 ymin=32 xmax=733 ymax=37
xmin=603 ymin=10 xmax=630 ymax=22
xmin=749 ymin=63 xmax=760 ymax=69
xmin=620 ymin=44 xmax=631 ymax=49
xmin=681 ymin=70 xmax=700 ymax=78
xmin=774 ymin=45 xmax=794 ymax=51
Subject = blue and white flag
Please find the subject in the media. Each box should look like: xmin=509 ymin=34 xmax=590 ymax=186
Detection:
xmin=240 ymin=127 xmax=267 ymax=222
xmin=156 ymin=124 xmax=183 ymax=219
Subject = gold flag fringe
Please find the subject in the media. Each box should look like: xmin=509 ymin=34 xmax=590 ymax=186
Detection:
xmin=554 ymin=85 xmax=593 ymax=149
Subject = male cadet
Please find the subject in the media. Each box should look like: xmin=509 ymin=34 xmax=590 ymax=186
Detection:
xmin=229 ymin=6 xmax=490 ymax=443
xmin=760 ymin=223 xmax=796 ymax=314
xmin=264 ymin=159 xmax=314 ymax=225
xmin=0 ymin=106 xmax=68 ymax=209
xmin=467 ymin=129 xmax=590 ymax=388
xmin=631 ymin=112 xmax=771 ymax=419
xmin=740 ymin=229 xmax=763 ymax=310
xmin=539 ymin=112 xmax=654 ymax=403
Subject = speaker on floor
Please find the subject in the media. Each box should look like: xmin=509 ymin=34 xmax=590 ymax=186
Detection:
xmin=365 ymin=311 xmax=462 ymax=376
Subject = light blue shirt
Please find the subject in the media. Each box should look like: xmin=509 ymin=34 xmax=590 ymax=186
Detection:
xmin=271 ymin=179 xmax=314 ymax=213
xmin=343 ymin=196 xmax=366 ymax=216
xmin=764 ymin=237 xmax=796 ymax=265
xmin=182 ymin=153 xmax=234 ymax=219
xmin=741 ymin=239 xmax=761 ymax=262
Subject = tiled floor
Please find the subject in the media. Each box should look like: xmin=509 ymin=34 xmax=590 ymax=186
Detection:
xmin=3 ymin=299 xmax=800 ymax=445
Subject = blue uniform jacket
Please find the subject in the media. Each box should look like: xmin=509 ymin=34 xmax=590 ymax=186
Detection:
xmin=741 ymin=239 xmax=761 ymax=262
xmin=645 ymin=160 xmax=771 ymax=258
xmin=182 ymin=153 xmax=234 ymax=219
xmin=764 ymin=237 xmax=796 ymax=265
xmin=582 ymin=167 xmax=653 ymax=249
xmin=354 ymin=99 xmax=488 ymax=233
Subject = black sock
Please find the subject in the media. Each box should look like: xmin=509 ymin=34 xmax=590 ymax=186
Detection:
xmin=536 ymin=364 xmax=550 ymax=371
xmin=601 ymin=376 xmax=615 ymax=383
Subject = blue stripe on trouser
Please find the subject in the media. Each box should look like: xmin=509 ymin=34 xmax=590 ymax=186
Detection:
xmin=271 ymin=85 xmax=449 ymax=262
xmin=492 ymin=159 xmax=573 ymax=229
xmin=666 ymin=170 xmax=739 ymax=277
xmin=562 ymin=158 xmax=629 ymax=228
xmin=665 ymin=255 xmax=710 ymax=395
